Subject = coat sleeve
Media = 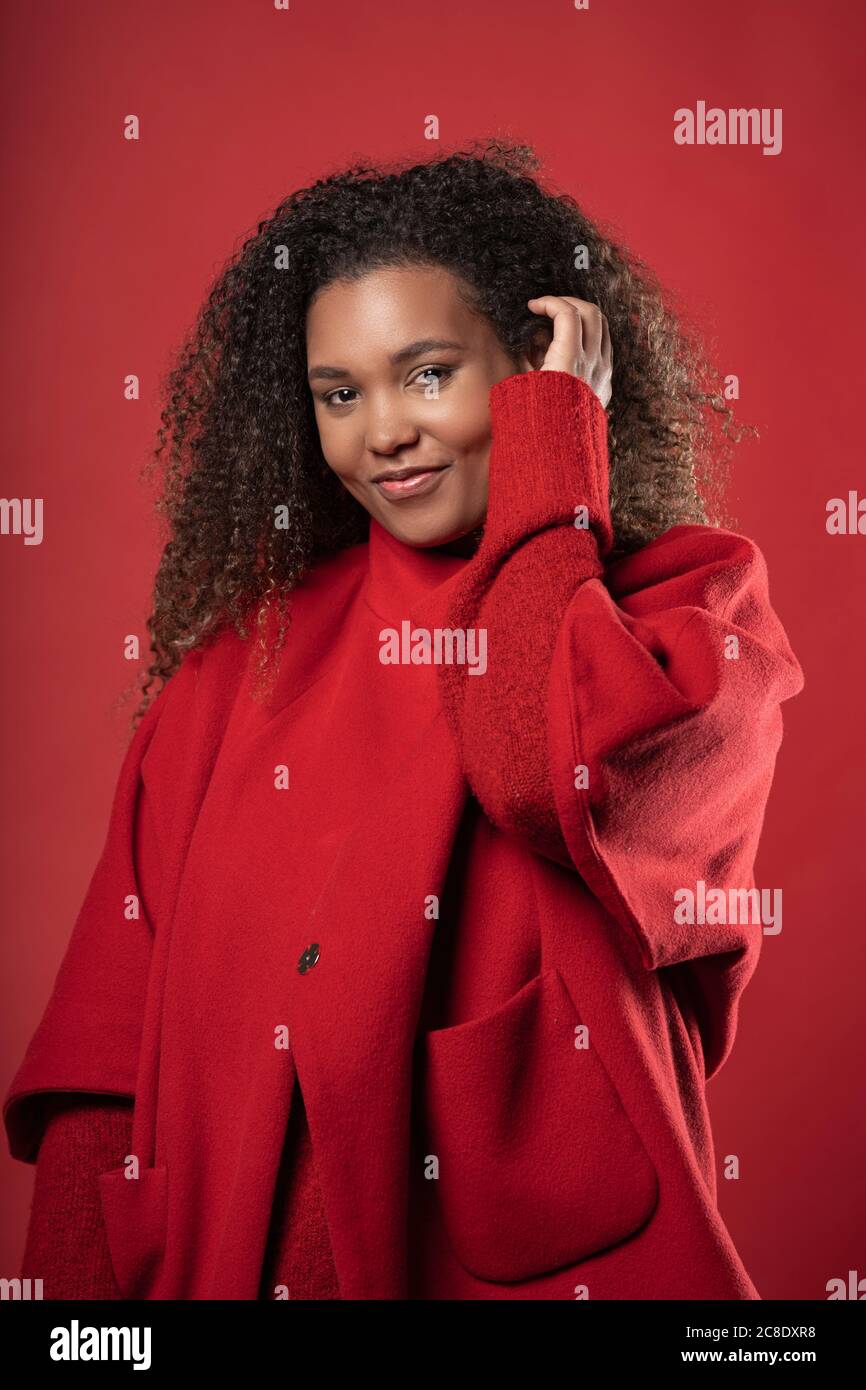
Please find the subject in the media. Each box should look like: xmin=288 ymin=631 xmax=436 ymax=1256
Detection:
xmin=436 ymin=369 xmax=805 ymax=1078
xmin=3 ymin=654 xmax=200 ymax=1163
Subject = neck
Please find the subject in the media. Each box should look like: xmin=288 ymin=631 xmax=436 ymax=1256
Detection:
xmin=432 ymin=526 xmax=484 ymax=559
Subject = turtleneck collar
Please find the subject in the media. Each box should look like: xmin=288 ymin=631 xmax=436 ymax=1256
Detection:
xmin=363 ymin=515 xmax=472 ymax=628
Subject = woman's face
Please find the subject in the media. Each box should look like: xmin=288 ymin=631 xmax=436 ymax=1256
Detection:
xmin=305 ymin=264 xmax=525 ymax=553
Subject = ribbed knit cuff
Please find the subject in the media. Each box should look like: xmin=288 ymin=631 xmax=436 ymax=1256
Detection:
xmin=21 ymin=1096 xmax=133 ymax=1300
xmin=482 ymin=369 xmax=613 ymax=560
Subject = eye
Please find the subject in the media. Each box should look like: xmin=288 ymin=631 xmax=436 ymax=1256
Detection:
xmin=320 ymin=366 xmax=453 ymax=410
xmin=322 ymin=386 xmax=359 ymax=409
xmin=414 ymin=366 xmax=453 ymax=389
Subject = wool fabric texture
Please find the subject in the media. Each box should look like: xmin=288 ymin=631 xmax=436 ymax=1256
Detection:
xmin=6 ymin=370 xmax=804 ymax=1299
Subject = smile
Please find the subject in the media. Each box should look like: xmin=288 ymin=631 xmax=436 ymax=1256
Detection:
xmin=374 ymin=466 xmax=451 ymax=500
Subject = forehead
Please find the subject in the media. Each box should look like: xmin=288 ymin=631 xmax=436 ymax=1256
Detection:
xmin=305 ymin=265 xmax=480 ymax=351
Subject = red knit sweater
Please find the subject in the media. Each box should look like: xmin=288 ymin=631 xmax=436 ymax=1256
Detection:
xmin=22 ymin=1079 xmax=339 ymax=1300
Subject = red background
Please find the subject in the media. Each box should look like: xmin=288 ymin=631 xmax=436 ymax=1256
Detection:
xmin=1 ymin=0 xmax=863 ymax=1300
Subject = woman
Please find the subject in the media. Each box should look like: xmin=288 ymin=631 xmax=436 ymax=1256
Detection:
xmin=5 ymin=139 xmax=803 ymax=1300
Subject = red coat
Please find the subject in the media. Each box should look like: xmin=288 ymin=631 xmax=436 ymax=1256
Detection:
xmin=4 ymin=371 xmax=804 ymax=1299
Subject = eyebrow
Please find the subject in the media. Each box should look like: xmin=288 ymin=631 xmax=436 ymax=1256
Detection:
xmin=307 ymin=339 xmax=466 ymax=384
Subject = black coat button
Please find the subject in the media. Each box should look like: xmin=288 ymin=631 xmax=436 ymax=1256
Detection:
xmin=298 ymin=943 xmax=320 ymax=974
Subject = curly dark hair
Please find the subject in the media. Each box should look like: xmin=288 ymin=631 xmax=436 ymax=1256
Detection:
xmin=126 ymin=135 xmax=752 ymax=730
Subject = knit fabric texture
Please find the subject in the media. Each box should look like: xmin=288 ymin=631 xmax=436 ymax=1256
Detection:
xmin=22 ymin=1082 xmax=339 ymax=1300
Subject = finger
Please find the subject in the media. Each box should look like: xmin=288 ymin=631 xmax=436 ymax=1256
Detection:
xmin=557 ymin=297 xmax=607 ymax=362
xmin=527 ymin=296 xmax=584 ymax=362
xmin=600 ymin=310 xmax=611 ymax=365
xmin=579 ymin=304 xmax=604 ymax=362
xmin=527 ymin=293 xmax=583 ymax=327
xmin=531 ymin=295 xmax=608 ymax=365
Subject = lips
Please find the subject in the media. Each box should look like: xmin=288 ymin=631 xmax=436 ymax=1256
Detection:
xmin=373 ymin=465 xmax=450 ymax=499
xmin=373 ymin=463 xmax=446 ymax=483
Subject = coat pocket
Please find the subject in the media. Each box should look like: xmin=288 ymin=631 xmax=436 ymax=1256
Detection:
xmin=97 ymin=1163 xmax=168 ymax=1299
xmin=418 ymin=967 xmax=659 ymax=1283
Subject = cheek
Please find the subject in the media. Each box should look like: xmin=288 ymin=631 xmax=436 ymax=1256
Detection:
xmin=433 ymin=406 xmax=491 ymax=464
xmin=316 ymin=424 xmax=358 ymax=479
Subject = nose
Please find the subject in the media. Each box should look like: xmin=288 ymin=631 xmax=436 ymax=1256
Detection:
xmin=363 ymin=391 xmax=421 ymax=455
